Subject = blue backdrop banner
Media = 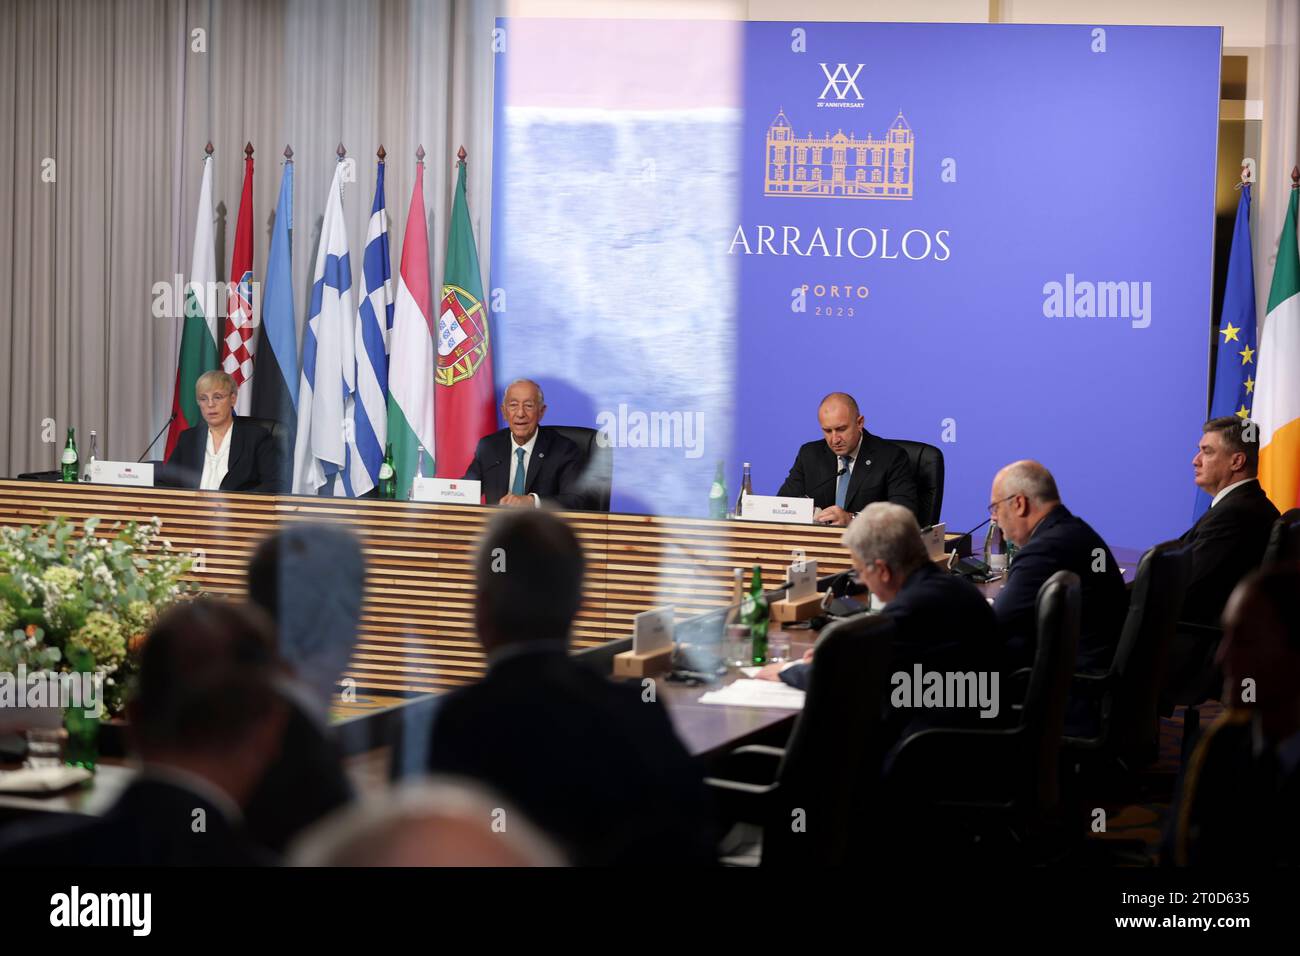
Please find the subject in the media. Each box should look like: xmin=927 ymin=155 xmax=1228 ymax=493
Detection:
xmin=490 ymin=20 xmax=1221 ymax=550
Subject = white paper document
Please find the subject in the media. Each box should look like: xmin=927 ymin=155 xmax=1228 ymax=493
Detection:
xmin=698 ymin=678 xmax=806 ymax=710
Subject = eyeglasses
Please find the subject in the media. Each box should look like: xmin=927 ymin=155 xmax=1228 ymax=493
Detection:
xmin=987 ymin=494 xmax=1015 ymax=516
xmin=197 ymin=392 xmax=230 ymax=405
xmin=504 ymin=401 xmax=539 ymax=413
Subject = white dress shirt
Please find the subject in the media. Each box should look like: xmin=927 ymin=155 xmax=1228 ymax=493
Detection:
xmin=506 ymin=429 xmax=541 ymax=507
xmin=200 ymin=427 xmax=233 ymax=491
xmin=1211 ymin=476 xmax=1257 ymax=508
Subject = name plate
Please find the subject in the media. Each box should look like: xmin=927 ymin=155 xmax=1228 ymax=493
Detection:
xmin=87 ymin=461 xmax=154 ymax=487
xmin=787 ymin=559 xmax=818 ymax=600
xmin=411 ymin=477 xmax=482 ymax=504
xmin=633 ymin=606 xmax=674 ymax=656
xmin=737 ymin=494 xmax=815 ymax=524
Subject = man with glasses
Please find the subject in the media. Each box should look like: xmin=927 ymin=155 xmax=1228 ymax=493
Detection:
xmin=989 ymin=460 xmax=1127 ymax=674
xmin=758 ymin=503 xmax=998 ymax=727
xmin=463 ymin=378 xmax=585 ymax=509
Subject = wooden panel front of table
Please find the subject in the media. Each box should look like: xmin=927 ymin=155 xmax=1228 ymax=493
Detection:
xmin=0 ymin=480 xmax=851 ymax=696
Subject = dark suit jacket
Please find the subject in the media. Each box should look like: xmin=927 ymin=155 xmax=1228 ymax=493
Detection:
xmin=0 ymin=777 xmax=273 ymax=866
xmin=427 ymin=644 xmax=716 ymax=865
xmin=463 ymin=427 xmax=585 ymax=510
xmin=163 ymin=417 xmax=285 ymax=493
xmin=776 ymin=433 xmax=919 ymax=519
xmin=1162 ymin=710 xmax=1300 ymax=866
xmin=774 ymin=564 xmax=998 ymax=738
xmin=241 ymin=687 xmax=354 ymax=854
xmin=993 ymin=504 xmax=1128 ymax=674
xmin=1177 ymin=480 xmax=1280 ymax=626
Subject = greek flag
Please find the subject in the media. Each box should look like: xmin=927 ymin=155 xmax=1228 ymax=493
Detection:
xmin=349 ymin=158 xmax=394 ymax=497
xmin=292 ymin=159 xmax=356 ymax=495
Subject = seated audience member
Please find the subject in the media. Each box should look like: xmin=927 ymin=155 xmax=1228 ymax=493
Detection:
xmin=426 ymin=509 xmax=716 ymax=865
xmin=161 ymin=370 xmax=285 ymax=492
xmin=989 ymin=460 xmax=1127 ymax=674
xmin=1164 ymin=417 xmax=1280 ymax=706
xmin=777 ymin=392 xmax=919 ymax=526
xmin=1164 ymin=564 xmax=1300 ymax=866
xmin=290 ymin=777 xmax=564 ymax=866
xmin=463 ymin=378 xmax=585 ymax=509
xmin=241 ymin=524 xmax=365 ymax=853
xmin=0 ymin=601 xmax=287 ymax=866
xmin=759 ymin=503 xmax=1000 ymax=734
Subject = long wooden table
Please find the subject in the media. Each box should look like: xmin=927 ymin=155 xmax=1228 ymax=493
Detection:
xmin=0 ymin=479 xmax=852 ymax=696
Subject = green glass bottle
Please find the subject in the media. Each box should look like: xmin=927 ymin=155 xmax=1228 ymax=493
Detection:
xmin=708 ymin=460 xmax=727 ymax=519
xmin=378 ymin=443 xmax=396 ymax=500
xmin=63 ymin=646 xmax=98 ymax=772
xmin=739 ymin=563 xmax=769 ymax=665
xmin=60 ymin=428 xmax=79 ymax=483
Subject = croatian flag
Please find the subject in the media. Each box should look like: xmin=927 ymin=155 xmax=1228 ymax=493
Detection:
xmin=292 ymin=158 xmax=356 ymax=495
xmin=349 ymin=154 xmax=394 ymax=497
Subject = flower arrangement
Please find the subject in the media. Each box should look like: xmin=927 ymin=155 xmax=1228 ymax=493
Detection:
xmin=0 ymin=516 xmax=193 ymax=715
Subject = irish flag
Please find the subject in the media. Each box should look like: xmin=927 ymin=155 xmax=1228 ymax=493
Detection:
xmin=387 ymin=151 xmax=436 ymax=499
xmin=165 ymin=152 xmax=220 ymax=457
xmin=1256 ymin=173 xmax=1300 ymax=510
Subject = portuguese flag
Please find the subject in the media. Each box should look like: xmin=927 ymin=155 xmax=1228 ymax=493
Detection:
xmin=165 ymin=153 xmax=220 ymax=457
xmin=434 ymin=150 xmax=496 ymax=479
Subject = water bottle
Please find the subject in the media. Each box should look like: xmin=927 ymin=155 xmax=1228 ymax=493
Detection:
xmin=984 ymin=519 xmax=1008 ymax=572
xmin=734 ymin=462 xmax=752 ymax=517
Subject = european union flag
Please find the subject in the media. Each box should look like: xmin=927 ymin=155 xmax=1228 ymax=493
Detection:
xmin=1194 ymin=181 xmax=1257 ymax=518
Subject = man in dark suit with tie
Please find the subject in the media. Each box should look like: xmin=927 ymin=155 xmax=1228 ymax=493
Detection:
xmin=426 ymin=509 xmax=716 ymax=865
xmin=1163 ymin=563 xmax=1300 ymax=866
xmin=463 ymin=378 xmax=585 ymax=509
xmin=0 ymin=601 xmax=287 ymax=866
xmin=1165 ymin=416 xmax=1281 ymax=706
xmin=990 ymin=460 xmax=1128 ymax=674
xmin=777 ymin=392 xmax=918 ymax=526
xmin=760 ymin=503 xmax=1001 ymax=737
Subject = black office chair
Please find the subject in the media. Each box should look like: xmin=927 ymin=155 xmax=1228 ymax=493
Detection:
xmin=880 ymin=438 xmax=944 ymax=527
xmin=548 ymin=425 xmax=612 ymax=512
xmin=882 ymin=571 xmax=1080 ymax=862
xmin=1263 ymin=508 xmax=1300 ymax=565
xmin=1065 ymin=541 xmax=1192 ymax=787
xmin=704 ymin=614 xmax=892 ymax=866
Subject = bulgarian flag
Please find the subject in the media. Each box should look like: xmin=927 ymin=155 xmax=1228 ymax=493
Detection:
xmin=222 ymin=144 xmax=257 ymax=415
xmin=165 ymin=151 xmax=220 ymax=457
xmin=387 ymin=149 xmax=436 ymax=499
xmin=434 ymin=149 xmax=496 ymax=478
xmin=1256 ymin=171 xmax=1300 ymax=510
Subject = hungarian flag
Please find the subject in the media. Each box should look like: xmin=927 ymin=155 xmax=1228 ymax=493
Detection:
xmin=435 ymin=151 xmax=495 ymax=478
xmin=1256 ymin=172 xmax=1300 ymax=510
xmin=222 ymin=146 xmax=257 ymax=414
xmin=165 ymin=152 xmax=220 ymax=457
xmin=388 ymin=152 xmax=436 ymax=499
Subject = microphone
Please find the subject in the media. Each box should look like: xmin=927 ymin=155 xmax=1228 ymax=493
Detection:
xmin=803 ymin=462 xmax=850 ymax=502
xmin=138 ymin=413 xmax=177 ymax=462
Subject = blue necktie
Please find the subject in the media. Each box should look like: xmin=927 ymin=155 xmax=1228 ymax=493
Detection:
xmin=835 ymin=455 xmax=850 ymax=509
xmin=511 ymin=447 xmax=527 ymax=495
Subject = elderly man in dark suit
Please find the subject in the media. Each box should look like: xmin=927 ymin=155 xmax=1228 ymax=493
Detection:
xmin=1163 ymin=563 xmax=1300 ymax=866
xmin=990 ymin=460 xmax=1128 ymax=674
xmin=426 ymin=509 xmax=716 ymax=865
xmin=760 ymin=502 xmax=1000 ymax=736
xmin=777 ymin=392 xmax=918 ymax=527
xmin=0 ymin=601 xmax=286 ymax=866
xmin=463 ymin=378 xmax=585 ymax=509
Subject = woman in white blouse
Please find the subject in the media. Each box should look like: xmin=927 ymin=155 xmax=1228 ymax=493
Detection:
xmin=163 ymin=371 xmax=285 ymax=493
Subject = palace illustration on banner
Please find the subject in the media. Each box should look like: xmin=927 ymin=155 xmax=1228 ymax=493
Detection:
xmin=764 ymin=109 xmax=915 ymax=200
